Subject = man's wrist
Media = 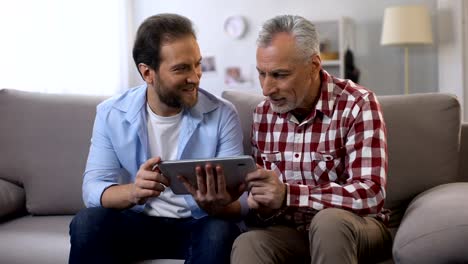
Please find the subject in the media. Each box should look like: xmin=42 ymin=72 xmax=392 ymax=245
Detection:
xmin=101 ymin=184 xmax=135 ymax=210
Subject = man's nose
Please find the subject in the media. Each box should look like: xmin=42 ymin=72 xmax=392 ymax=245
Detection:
xmin=187 ymin=68 xmax=201 ymax=84
xmin=262 ymin=76 xmax=277 ymax=96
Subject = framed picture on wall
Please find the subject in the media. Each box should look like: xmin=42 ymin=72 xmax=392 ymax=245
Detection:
xmin=201 ymin=56 xmax=217 ymax=73
xmin=225 ymin=66 xmax=245 ymax=85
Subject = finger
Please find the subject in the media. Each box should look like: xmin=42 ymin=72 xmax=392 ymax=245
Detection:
xmin=247 ymin=192 xmax=259 ymax=209
xmin=137 ymin=170 xmax=158 ymax=181
xmin=156 ymin=173 xmax=170 ymax=186
xmin=247 ymin=180 xmax=267 ymax=191
xmin=245 ymin=169 xmax=274 ymax=182
xmin=140 ymin=156 xmax=162 ymax=171
xmin=216 ymin=165 xmax=227 ymax=193
xmin=134 ymin=187 xmax=161 ymax=202
xmin=195 ymin=166 xmax=207 ymax=194
xmin=136 ymin=179 xmax=165 ymax=192
xmin=249 ymin=193 xmax=277 ymax=208
xmin=205 ymin=163 xmax=216 ymax=194
xmin=178 ymin=175 xmax=198 ymax=196
xmin=249 ymin=186 xmax=268 ymax=196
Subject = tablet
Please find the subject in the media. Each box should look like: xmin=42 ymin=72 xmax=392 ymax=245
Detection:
xmin=158 ymin=155 xmax=256 ymax=195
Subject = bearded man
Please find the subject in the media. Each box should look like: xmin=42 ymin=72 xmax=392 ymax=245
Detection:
xmin=69 ymin=13 xmax=245 ymax=264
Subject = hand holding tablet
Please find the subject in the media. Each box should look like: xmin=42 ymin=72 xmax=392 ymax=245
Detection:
xmin=158 ymin=155 xmax=256 ymax=195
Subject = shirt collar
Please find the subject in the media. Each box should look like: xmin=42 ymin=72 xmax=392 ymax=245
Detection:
xmin=314 ymin=69 xmax=336 ymax=118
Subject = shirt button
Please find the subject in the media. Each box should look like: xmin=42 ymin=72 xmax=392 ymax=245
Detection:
xmin=295 ymin=153 xmax=299 ymax=158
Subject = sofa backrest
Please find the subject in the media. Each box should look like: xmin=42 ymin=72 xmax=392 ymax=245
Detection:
xmin=459 ymin=124 xmax=468 ymax=181
xmin=378 ymin=93 xmax=461 ymax=226
xmin=0 ymin=89 xmax=106 ymax=215
xmin=1 ymin=88 xmax=461 ymax=222
xmin=222 ymin=90 xmax=461 ymax=227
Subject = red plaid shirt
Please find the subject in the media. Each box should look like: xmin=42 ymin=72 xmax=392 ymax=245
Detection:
xmin=251 ymin=70 xmax=389 ymax=230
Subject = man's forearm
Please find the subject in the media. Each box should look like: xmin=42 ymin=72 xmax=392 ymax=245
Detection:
xmin=101 ymin=184 xmax=135 ymax=210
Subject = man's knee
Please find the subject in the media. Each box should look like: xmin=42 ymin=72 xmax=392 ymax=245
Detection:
xmin=69 ymin=207 xmax=119 ymax=239
xmin=309 ymin=208 xmax=357 ymax=241
xmin=231 ymin=230 xmax=266 ymax=264
xmin=310 ymin=208 xmax=356 ymax=228
xmin=232 ymin=230 xmax=258 ymax=252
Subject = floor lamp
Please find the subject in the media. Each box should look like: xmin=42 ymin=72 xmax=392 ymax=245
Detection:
xmin=381 ymin=5 xmax=433 ymax=94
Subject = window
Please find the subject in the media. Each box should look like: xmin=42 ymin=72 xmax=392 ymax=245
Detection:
xmin=0 ymin=0 xmax=130 ymax=95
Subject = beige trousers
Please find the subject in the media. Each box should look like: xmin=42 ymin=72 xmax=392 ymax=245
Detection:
xmin=231 ymin=208 xmax=392 ymax=264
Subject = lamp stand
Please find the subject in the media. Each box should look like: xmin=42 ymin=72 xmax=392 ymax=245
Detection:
xmin=404 ymin=47 xmax=409 ymax=95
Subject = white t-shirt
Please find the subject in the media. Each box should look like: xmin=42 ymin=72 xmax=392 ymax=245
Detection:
xmin=143 ymin=103 xmax=191 ymax=218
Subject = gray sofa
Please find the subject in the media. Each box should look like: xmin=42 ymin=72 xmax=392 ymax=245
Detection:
xmin=1 ymin=88 xmax=467 ymax=264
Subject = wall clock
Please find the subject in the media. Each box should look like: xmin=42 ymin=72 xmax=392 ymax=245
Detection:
xmin=224 ymin=15 xmax=247 ymax=39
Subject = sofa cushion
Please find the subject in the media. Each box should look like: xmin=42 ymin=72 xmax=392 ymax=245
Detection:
xmin=0 ymin=214 xmax=186 ymax=264
xmin=0 ymin=89 xmax=106 ymax=215
xmin=393 ymin=183 xmax=468 ymax=263
xmin=0 ymin=179 xmax=25 ymax=219
xmin=0 ymin=215 xmax=73 ymax=264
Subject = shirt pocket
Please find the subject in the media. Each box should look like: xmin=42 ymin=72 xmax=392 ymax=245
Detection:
xmin=310 ymin=147 xmax=346 ymax=184
xmin=259 ymin=151 xmax=284 ymax=176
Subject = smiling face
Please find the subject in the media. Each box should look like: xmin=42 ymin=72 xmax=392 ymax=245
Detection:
xmin=256 ymin=32 xmax=322 ymax=115
xmin=140 ymin=35 xmax=202 ymax=116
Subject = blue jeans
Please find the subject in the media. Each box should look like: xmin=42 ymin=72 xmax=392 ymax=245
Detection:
xmin=69 ymin=207 xmax=240 ymax=264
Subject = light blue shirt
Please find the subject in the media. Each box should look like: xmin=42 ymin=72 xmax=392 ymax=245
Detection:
xmin=83 ymin=85 xmax=246 ymax=217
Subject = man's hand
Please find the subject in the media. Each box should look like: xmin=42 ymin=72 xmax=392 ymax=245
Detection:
xmin=246 ymin=166 xmax=286 ymax=210
xmin=130 ymin=156 xmax=170 ymax=205
xmin=101 ymin=157 xmax=170 ymax=209
xmin=179 ymin=163 xmax=245 ymax=215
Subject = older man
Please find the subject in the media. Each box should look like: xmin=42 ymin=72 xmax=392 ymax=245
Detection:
xmin=232 ymin=15 xmax=392 ymax=264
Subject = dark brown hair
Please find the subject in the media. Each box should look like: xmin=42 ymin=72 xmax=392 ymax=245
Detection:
xmin=132 ymin=13 xmax=196 ymax=74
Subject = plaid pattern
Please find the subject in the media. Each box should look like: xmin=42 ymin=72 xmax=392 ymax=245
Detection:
xmin=251 ymin=70 xmax=389 ymax=229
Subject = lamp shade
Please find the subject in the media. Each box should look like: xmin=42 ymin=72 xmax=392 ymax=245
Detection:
xmin=381 ymin=5 xmax=433 ymax=46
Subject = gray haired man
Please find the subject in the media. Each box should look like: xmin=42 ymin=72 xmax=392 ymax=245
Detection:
xmin=231 ymin=15 xmax=392 ymax=264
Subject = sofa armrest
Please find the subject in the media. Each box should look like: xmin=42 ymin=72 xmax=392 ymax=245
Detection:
xmin=0 ymin=178 xmax=26 ymax=220
xmin=460 ymin=122 xmax=468 ymax=181
xmin=393 ymin=183 xmax=468 ymax=263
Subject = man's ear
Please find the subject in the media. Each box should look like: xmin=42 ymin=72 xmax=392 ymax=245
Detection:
xmin=138 ymin=63 xmax=154 ymax=84
xmin=310 ymin=54 xmax=322 ymax=74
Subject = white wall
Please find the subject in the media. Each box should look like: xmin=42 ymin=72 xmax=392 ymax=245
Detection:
xmin=130 ymin=0 xmax=438 ymax=97
xmin=437 ymin=0 xmax=466 ymax=119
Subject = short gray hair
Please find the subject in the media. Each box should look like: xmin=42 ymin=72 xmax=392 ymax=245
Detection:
xmin=257 ymin=15 xmax=320 ymax=62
